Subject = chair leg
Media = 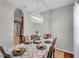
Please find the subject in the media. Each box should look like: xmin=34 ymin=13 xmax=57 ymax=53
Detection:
xmin=53 ymin=53 xmax=55 ymax=58
xmin=53 ymin=49 xmax=55 ymax=58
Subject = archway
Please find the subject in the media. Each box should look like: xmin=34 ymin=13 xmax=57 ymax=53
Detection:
xmin=14 ymin=9 xmax=24 ymax=45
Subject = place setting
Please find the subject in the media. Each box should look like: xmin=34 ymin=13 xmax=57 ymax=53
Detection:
xmin=36 ymin=44 xmax=47 ymax=50
xmin=12 ymin=47 xmax=26 ymax=56
xmin=44 ymin=40 xmax=52 ymax=44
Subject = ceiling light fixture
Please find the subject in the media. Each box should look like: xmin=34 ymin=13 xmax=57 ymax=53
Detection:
xmin=31 ymin=13 xmax=44 ymax=24
xmin=30 ymin=0 xmax=44 ymax=24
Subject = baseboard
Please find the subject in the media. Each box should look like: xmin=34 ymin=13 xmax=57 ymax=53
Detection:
xmin=55 ymin=48 xmax=74 ymax=54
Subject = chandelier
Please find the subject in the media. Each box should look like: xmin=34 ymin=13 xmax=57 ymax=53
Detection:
xmin=31 ymin=13 xmax=44 ymax=24
xmin=30 ymin=0 xmax=44 ymax=24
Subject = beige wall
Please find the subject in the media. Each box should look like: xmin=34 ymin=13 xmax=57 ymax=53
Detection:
xmin=39 ymin=4 xmax=73 ymax=53
xmin=51 ymin=4 xmax=73 ymax=53
xmin=0 ymin=0 xmax=15 ymax=57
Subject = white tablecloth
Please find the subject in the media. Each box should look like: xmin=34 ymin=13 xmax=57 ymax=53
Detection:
xmin=7 ymin=38 xmax=53 ymax=58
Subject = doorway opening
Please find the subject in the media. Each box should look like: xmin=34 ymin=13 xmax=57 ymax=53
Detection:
xmin=14 ymin=9 xmax=24 ymax=45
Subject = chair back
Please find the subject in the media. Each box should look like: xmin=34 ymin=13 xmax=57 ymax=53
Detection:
xmin=30 ymin=35 xmax=36 ymax=40
xmin=44 ymin=34 xmax=51 ymax=39
xmin=19 ymin=35 xmax=24 ymax=43
xmin=0 ymin=46 xmax=6 ymax=54
xmin=0 ymin=46 xmax=11 ymax=58
xmin=47 ymin=46 xmax=53 ymax=58
xmin=14 ymin=36 xmax=20 ymax=45
xmin=52 ymin=37 xmax=57 ymax=47
xmin=22 ymin=36 xmax=27 ymax=43
xmin=25 ymin=36 xmax=29 ymax=42
xmin=47 ymin=37 xmax=57 ymax=58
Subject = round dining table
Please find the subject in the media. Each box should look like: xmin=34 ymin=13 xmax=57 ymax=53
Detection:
xmin=7 ymin=38 xmax=53 ymax=58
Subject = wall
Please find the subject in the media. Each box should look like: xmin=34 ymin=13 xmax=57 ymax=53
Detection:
xmin=32 ymin=12 xmax=51 ymax=36
xmin=50 ymin=4 xmax=73 ymax=53
xmin=0 ymin=0 xmax=15 ymax=57
xmin=22 ymin=9 xmax=35 ymax=37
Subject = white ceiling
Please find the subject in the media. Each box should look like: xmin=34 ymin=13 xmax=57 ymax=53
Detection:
xmin=6 ymin=0 xmax=75 ymax=13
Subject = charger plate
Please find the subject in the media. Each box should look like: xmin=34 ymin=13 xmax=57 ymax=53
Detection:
xmin=36 ymin=44 xmax=47 ymax=50
xmin=44 ymin=40 xmax=52 ymax=44
xmin=12 ymin=48 xmax=26 ymax=56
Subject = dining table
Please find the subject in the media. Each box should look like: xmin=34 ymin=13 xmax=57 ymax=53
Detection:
xmin=7 ymin=38 xmax=53 ymax=58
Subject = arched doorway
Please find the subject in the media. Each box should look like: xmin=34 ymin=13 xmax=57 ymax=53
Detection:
xmin=14 ymin=9 xmax=24 ymax=45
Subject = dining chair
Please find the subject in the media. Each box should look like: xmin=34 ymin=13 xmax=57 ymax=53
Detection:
xmin=43 ymin=34 xmax=51 ymax=39
xmin=19 ymin=35 xmax=24 ymax=44
xmin=22 ymin=36 xmax=27 ymax=43
xmin=19 ymin=35 xmax=28 ymax=44
xmin=30 ymin=35 xmax=36 ymax=40
xmin=0 ymin=46 xmax=11 ymax=58
xmin=24 ymin=36 xmax=32 ymax=44
xmin=47 ymin=45 xmax=55 ymax=58
xmin=52 ymin=37 xmax=57 ymax=46
xmin=52 ymin=37 xmax=57 ymax=57
xmin=47 ymin=37 xmax=57 ymax=58
xmin=14 ymin=36 xmax=20 ymax=45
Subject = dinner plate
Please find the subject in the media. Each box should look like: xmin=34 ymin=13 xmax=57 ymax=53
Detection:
xmin=36 ymin=44 xmax=47 ymax=50
xmin=12 ymin=48 xmax=26 ymax=56
xmin=24 ymin=41 xmax=32 ymax=44
xmin=44 ymin=40 xmax=52 ymax=44
xmin=33 ymin=40 xmax=41 ymax=44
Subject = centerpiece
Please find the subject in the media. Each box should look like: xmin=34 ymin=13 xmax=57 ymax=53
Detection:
xmin=33 ymin=31 xmax=42 ymax=44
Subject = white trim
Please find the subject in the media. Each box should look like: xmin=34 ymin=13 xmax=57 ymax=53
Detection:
xmin=55 ymin=48 xmax=74 ymax=54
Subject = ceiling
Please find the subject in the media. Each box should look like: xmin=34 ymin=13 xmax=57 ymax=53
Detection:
xmin=6 ymin=0 xmax=75 ymax=13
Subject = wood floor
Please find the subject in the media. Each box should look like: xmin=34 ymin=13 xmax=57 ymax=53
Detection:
xmin=54 ymin=49 xmax=74 ymax=58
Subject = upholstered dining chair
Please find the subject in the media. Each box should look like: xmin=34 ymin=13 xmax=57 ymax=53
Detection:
xmin=52 ymin=37 xmax=57 ymax=57
xmin=19 ymin=36 xmax=26 ymax=44
xmin=47 ymin=37 xmax=57 ymax=58
xmin=22 ymin=36 xmax=27 ymax=43
xmin=24 ymin=36 xmax=32 ymax=44
xmin=43 ymin=34 xmax=51 ymax=39
xmin=0 ymin=46 xmax=11 ymax=58
xmin=19 ymin=35 xmax=24 ymax=44
xmin=52 ymin=37 xmax=57 ymax=47
xmin=47 ymin=45 xmax=55 ymax=58
xmin=30 ymin=35 xmax=36 ymax=40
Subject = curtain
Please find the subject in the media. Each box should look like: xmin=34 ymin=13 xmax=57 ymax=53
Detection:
xmin=74 ymin=0 xmax=79 ymax=58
